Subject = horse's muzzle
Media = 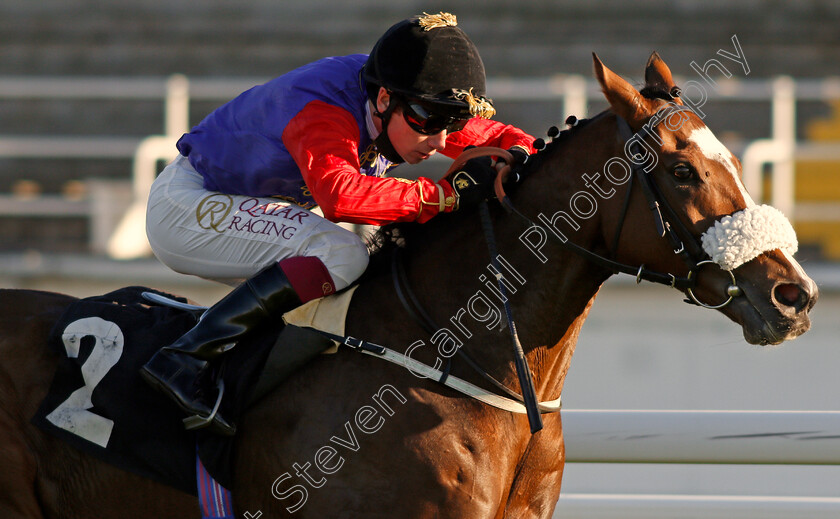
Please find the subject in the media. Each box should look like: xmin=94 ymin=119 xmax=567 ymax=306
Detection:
xmin=739 ymin=275 xmax=818 ymax=346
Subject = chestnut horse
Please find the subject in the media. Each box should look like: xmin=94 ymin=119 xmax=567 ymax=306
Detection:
xmin=0 ymin=53 xmax=817 ymax=518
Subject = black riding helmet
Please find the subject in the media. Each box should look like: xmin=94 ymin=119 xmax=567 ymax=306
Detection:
xmin=363 ymin=12 xmax=496 ymax=162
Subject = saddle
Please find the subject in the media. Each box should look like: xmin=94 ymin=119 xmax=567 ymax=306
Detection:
xmin=31 ymin=286 xmax=338 ymax=493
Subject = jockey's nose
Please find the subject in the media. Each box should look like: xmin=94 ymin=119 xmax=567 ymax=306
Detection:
xmin=428 ymin=130 xmax=447 ymax=151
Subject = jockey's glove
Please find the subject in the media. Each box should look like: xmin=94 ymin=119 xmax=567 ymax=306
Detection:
xmin=449 ymin=156 xmax=498 ymax=211
xmin=502 ymin=145 xmax=531 ymax=183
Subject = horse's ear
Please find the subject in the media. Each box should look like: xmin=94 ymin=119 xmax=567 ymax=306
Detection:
xmin=644 ymin=51 xmax=684 ymax=105
xmin=592 ymin=53 xmax=654 ymax=125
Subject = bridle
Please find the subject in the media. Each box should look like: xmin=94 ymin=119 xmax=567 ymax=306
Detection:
xmin=611 ymin=107 xmax=743 ymax=309
xmin=480 ymin=104 xmax=744 ymax=310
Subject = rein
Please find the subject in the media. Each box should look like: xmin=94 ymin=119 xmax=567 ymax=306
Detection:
xmin=396 ymin=125 xmax=734 ymax=432
xmin=141 ymin=112 xmax=754 ymax=436
xmin=441 ymin=147 xmax=544 ymax=433
xmin=391 ymin=249 xmax=560 ymax=414
xmin=445 ymin=146 xmax=696 ymax=292
xmin=391 ymin=249 xmax=533 ymax=401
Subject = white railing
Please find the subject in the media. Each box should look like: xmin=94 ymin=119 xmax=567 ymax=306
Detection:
xmin=562 ymin=410 xmax=840 ymax=465
xmin=1 ymin=75 xmax=839 ymax=257
xmin=556 ymin=494 xmax=840 ymax=519
xmin=556 ymin=410 xmax=840 ymax=518
xmin=741 ymin=76 xmax=840 ymax=219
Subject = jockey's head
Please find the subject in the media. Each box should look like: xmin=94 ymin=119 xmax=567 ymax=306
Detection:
xmin=363 ymin=12 xmax=496 ymax=164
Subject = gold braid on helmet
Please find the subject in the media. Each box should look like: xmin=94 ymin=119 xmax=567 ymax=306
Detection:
xmin=418 ymin=12 xmax=458 ymax=31
xmin=454 ymin=88 xmax=496 ymax=119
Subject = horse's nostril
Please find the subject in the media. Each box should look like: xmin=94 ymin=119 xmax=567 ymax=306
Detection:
xmin=774 ymin=283 xmax=805 ymax=310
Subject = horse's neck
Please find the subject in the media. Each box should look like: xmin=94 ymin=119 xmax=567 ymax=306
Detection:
xmin=479 ymin=225 xmax=607 ymax=398
xmin=387 ymin=204 xmax=610 ymax=400
xmin=350 ymin=114 xmax=619 ymax=402
xmin=457 ymin=117 xmax=621 ymax=391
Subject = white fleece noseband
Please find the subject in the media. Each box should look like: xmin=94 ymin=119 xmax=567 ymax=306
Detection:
xmin=700 ymin=205 xmax=798 ymax=271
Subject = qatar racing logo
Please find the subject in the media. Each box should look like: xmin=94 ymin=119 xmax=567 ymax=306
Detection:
xmin=196 ymin=193 xmax=234 ymax=233
xmin=195 ymin=194 xmax=309 ymax=240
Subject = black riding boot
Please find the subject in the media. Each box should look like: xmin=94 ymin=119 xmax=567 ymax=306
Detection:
xmin=140 ymin=263 xmax=301 ymax=436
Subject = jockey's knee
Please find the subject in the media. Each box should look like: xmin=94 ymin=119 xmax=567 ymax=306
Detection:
xmin=320 ymin=232 xmax=369 ymax=291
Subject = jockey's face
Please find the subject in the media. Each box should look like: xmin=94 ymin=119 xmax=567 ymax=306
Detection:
xmin=375 ymin=89 xmax=447 ymax=164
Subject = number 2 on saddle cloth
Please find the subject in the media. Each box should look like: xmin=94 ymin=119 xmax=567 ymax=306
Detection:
xmin=32 ymin=286 xmax=290 ymax=493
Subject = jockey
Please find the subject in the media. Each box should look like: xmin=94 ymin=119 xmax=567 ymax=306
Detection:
xmin=140 ymin=12 xmax=536 ymax=435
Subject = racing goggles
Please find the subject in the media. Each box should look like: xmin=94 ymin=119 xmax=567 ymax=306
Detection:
xmin=400 ymin=99 xmax=470 ymax=135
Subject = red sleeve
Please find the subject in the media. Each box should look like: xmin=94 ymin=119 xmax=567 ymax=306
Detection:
xmin=441 ymin=118 xmax=536 ymax=160
xmin=282 ymin=100 xmax=455 ymax=225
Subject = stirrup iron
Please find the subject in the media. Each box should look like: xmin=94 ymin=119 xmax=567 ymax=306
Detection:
xmin=182 ymin=379 xmax=226 ymax=430
xmin=142 ymin=291 xmax=208 ymax=313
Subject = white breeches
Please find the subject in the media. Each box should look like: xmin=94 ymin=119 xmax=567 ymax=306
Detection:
xmin=146 ymin=155 xmax=369 ymax=289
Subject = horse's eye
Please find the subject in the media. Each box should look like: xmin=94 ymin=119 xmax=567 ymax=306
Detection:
xmin=673 ymin=164 xmax=693 ymax=181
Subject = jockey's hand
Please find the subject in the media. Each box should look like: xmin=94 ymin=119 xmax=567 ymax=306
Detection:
xmin=501 ymin=145 xmax=531 ymax=183
xmin=449 ymin=156 xmax=498 ymax=211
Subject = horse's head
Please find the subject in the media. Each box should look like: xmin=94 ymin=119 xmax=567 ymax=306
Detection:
xmin=591 ymin=52 xmax=816 ymax=345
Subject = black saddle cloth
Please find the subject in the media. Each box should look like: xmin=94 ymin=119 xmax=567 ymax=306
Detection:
xmin=31 ymin=286 xmax=284 ymax=493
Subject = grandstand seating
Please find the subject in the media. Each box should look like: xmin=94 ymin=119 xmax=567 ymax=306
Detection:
xmin=1 ymin=0 xmax=838 ymax=255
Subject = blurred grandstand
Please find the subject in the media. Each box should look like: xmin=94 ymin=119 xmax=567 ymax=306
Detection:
xmin=0 ymin=0 xmax=838 ymax=262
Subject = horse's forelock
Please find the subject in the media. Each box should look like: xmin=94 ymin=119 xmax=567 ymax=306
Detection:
xmin=639 ymin=85 xmax=678 ymax=102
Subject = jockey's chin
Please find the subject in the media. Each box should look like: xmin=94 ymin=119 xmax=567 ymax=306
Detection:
xmin=409 ymin=149 xmax=435 ymax=164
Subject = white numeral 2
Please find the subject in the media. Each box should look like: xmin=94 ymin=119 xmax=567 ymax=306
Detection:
xmin=46 ymin=317 xmax=124 ymax=448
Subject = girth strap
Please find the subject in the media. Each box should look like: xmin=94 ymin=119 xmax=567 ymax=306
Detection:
xmin=142 ymin=291 xmax=562 ymax=416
